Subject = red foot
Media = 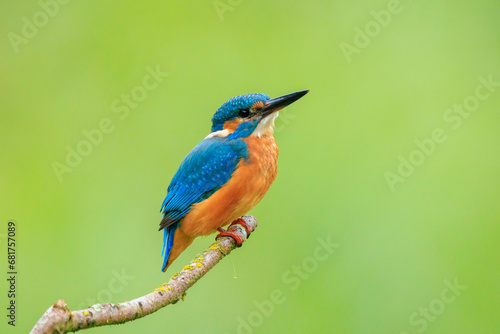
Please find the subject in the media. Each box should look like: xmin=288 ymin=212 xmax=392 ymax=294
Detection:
xmin=230 ymin=218 xmax=253 ymax=237
xmin=216 ymin=227 xmax=244 ymax=247
xmin=216 ymin=218 xmax=253 ymax=247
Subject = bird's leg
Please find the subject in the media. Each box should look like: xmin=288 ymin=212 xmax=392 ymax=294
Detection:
xmin=216 ymin=218 xmax=253 ymax=247
xmin=231 ymin=218 xmax=253 ymax=237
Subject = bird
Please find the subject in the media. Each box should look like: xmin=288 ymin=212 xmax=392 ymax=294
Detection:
xmin=159 ymin=89 xmax=309 ymax=271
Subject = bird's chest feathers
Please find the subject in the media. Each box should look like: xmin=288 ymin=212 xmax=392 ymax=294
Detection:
xmin=234 ymin=135 xmax=279 ymax=205
xmin=243 ymin=135 xmax=278 ymax=174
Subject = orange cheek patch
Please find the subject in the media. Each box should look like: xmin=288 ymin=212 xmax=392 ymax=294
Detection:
xmin=252 ymin=101 xmax=264 ymax=109
xmin=223 ymin=119 xmax=243 ymax=132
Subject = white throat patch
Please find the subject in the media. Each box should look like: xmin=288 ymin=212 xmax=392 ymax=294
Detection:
xmin=205 ymin=112 xmax=279 ymax=140
xmin=253 ymin=112 xmax=279 ymax=137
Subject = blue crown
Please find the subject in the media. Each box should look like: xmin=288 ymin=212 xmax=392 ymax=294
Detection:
xmin=211 ymin=93 xmax=270 ymax=132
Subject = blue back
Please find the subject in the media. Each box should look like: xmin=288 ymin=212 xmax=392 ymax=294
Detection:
xmin=160 ymin=136 xmax=248 ymax=225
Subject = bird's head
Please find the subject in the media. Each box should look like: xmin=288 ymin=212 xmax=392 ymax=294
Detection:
xmin=209 ymin=90 xmax=309 ymax=139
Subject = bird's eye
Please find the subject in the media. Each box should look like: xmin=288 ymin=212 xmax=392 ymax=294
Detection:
xmin=238 ymin=109 xmax=250 ymax=118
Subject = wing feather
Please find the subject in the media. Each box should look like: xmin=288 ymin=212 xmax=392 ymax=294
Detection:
xmin=159 ymin=137 xmax=247 ymax=230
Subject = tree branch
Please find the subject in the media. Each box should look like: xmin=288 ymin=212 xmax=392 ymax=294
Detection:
xmin=31 ymin=215 xmax=258 ymax=334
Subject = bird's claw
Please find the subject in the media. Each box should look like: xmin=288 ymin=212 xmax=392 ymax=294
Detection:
xmin=231 ymin=218 xmax=253 ymax=238
xmin=216 ymin=227 xmax=244 ymax=247
xmin=216 ymin=218 xmax=253 ymax=247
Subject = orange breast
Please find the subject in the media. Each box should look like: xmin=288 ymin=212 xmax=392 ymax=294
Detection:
xmin=181 ymin=134 xmax=279 ymax=237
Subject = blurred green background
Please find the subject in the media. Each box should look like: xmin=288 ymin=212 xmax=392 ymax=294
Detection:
xmin=1 ymin=1 xmax=500 ymax=333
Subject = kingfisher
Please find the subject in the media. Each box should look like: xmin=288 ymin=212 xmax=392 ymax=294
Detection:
xmin=159 ymin=89 xmax=309 ymax=271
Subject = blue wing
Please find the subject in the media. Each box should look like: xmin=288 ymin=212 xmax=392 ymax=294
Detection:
xmin=159 ymin=136 xmax=247 ymax=271
xmin=159 ymin=136 xmax=248 ymax=231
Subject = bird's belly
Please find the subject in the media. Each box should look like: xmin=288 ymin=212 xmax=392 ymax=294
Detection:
xmin=181 ymin=135 xmax=278 ymax=236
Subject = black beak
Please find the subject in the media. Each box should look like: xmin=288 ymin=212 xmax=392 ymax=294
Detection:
xmin=259 ymin=89 xmax=309 ymax=117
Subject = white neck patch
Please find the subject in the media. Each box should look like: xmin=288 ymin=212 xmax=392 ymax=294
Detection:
xmin=204 ymin=128 xmax=230 ymax=139
xmin=253 ymin=112 xmax=279 ymax=137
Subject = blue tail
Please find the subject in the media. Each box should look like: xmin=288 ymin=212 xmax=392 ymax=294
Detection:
xmin=161 ymin=224 xmax=178 ymax=272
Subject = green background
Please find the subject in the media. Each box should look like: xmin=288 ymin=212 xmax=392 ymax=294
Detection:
xmin=1 ymin=1 xmax=499 ymax=333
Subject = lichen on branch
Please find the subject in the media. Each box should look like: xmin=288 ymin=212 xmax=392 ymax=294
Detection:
xmin=31 ymin=215 xmax=258 ymax=334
